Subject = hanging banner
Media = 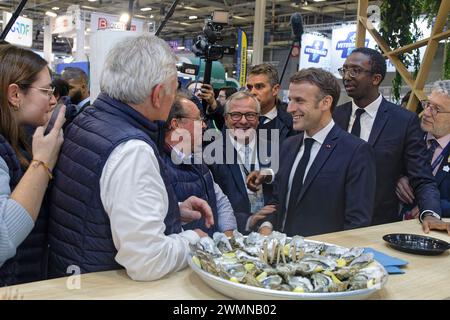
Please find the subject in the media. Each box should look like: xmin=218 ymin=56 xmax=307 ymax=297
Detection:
xmin=2 ymin=12 xmax=33 ymax=47
xmin=299 ymin=33 xmax=331 ymax=71
xmin=331 ymin=23 xmax=427 ymax=77
xmin=90 ymin=12 xmax=144 ymax=32
xmin=331 ymin=25 xmax=371 ymax=77
xmin=236 ymin=28 xmax=248 ymax=87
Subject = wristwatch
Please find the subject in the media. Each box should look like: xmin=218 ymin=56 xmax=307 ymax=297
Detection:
xmin=419 ymin=210 xmax=441 ymax=224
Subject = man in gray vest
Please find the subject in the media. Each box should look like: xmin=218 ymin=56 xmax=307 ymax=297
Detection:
xmin=48 ymin=34 xmax=212 ymax=281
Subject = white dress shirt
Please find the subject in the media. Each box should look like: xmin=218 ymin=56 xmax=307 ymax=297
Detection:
xmin=229 ymin=134 xmax=260 ymax=186
xmin=261 ymin=106 xmax=278 ymax=125
xmin=348 ymin=94 xmax=382 ymax=142
xmin=76 ymin=97 xmax=90 ymax=113
xmin=100 ymin=140 xmax=200 ymax=281
xmin=285 ymin=119 xmax=335 ymax=214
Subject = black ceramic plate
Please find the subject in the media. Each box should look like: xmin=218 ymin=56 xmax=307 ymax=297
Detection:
xmin=383 ymin=233 xmax=450 ymax=255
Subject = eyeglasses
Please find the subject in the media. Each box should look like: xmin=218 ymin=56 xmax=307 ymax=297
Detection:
xmin=338 ymin=67 xmax=373 ymax=78
xmin=30 ymin=86 xmax=55 ymax=98
xmin=421 ymin=100 xmax=450 ymax=116
xmin=227 ymin=112 xmax=259 ymax=121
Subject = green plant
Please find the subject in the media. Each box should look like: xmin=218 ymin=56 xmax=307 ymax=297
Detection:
xmin=380 ymin=0 xmax=422 ymax=102
xmin=444 ymin=40 xmax=450 ymax=79
xmin=380 ymin=0 xmax=448 ymax=100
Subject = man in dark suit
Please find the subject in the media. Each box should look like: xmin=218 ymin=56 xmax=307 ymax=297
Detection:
xmin=396 ymin=81 xmax=450 ymax=234
xmin=333 ymin=47 xmax=446 ymax=233
xmin=250 ymin=68 xmax=376 ymax=237
xmin=209 ymin=91 xmax=277 ymax=233
xmin=246 ymin=63 xmax=296 ymax=143
xmin=61 ymin=67 xmax=90 ymax=115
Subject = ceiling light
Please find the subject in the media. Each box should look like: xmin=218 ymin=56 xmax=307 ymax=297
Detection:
xmin=88 ymin=0 xmax=98 ymax=2
xmin=45 ymin=11 xmax=57 ymax=18
xmin=81 ymin=6 xmax=96 ymax=10
xmin=188 ymin=15 xmax=197 ymax=20
xmin=150 ymin=15 xmax=154 ymax=19
xmin=119 ymin=13 xmax=129 ymax=23
xmin=233 ymin=16 xmax=246 ymax=20
xmin=180 ymin=22 xmax=190 ymax=26
xmin=313 ymin=0 xmax=326 ymax=2
xmin=52 ymin=7 xmax=59 ymax=10
xmin=140 ymin=7 xmax=152 ymax=12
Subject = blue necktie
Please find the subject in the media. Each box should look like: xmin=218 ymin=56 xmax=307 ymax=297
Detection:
xmin=427 ymin=139 xmax=439 ymax=164
xmin=286 ymin=138 xmax=315 ymax=214
xmin=259 ymin=115 xmax=268 ymax=126
xmin=351 ymin=108 xmax=365 ymax=137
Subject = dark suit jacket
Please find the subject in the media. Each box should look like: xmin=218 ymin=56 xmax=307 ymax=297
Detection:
xmin=209 ymin=130 xmax=275 ymax=233
xmin=333 ymin=98 xmax=441 ymax=225
xmin=435 ymin=141 xmax=450 ymax=217
xmin=258 ymin=100 xmax=297 ymax=143
xmin=265 ymin=124 xmax=375 ymax=237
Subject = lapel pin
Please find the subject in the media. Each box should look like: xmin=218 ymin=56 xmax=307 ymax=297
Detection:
xmin=325 ymin=144 xmax=331 ymax=149
xmin=443 ymin=165 xmax=449 ymax=173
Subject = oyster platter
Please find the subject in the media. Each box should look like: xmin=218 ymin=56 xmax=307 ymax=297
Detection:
xmin=189 ymin=230 xmax=388 ymax=300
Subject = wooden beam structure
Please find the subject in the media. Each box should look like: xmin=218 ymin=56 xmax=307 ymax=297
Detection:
xmin=356 ymin=0 xmax=450 ymax=111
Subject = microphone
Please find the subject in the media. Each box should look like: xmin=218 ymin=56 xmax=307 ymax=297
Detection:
xmin=290 ymin=12 xmax=304 ymax=45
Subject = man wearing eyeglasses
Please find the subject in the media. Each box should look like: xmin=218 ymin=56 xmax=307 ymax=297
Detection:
xmin=333 ymin=47 xmax=446 ymax=234
xmin=162 ymin=91 xmax=237 ymax=236
xmin=396 ymin=81 xmax=450 ymax=231
xmin=209 ymin=91 xmax=277 ymax=233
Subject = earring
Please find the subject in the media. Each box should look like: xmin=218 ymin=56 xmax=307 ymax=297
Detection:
xmin=11 ymin=103 xmax=19 ymax=111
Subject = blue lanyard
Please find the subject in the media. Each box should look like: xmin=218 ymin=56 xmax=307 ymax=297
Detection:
xmin=430 ymin=141 xmax=450 ymax=171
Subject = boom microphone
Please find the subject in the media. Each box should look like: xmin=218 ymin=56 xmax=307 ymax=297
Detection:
xmin=280 ymin=12 xmax=304 ymax=84
xmin=290 ymin=12 xmax=304 ymax=45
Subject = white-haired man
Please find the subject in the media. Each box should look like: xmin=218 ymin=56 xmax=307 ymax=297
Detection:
xmin=397 ymin=80 xmax=450 ymax=234
xmin=48 ymin=34 xmax=213 ymax=281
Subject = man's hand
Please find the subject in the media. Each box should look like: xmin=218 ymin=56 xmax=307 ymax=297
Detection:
xmin=396 ymin=176 xmax=415 ymax=204
xmin=248 ymin=205 xmax=277 ymax=230
xmin=179 ymin=196 xmax=214 ymax=228
xmin=246 ymin=170 xmax=272 ymax=192
xmin=193 ymin=228 xmax=209 ymax=238
xmin=198 ymin=84 xmax=217 ymax=111
xmin=422 ymin=216 xmax=450 ymax=235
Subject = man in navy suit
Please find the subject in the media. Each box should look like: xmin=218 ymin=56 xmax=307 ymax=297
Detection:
xmin=333 ymin=47 xmax=446 ymax=233
xmin=246 ymin=63 xmax=296 ymax=143
xmin=396 ymin=81 xmax=450 ymax=234
xmin=209 ymin=91 xmax=277 ymax=233
xmin=250 ymin=68 xmax=376 ymax=237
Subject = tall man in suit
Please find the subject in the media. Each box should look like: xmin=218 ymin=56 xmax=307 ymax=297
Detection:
xmin=246 ymin=63 xmax=296 ymax=143
xmin=250 ymin=68 xmax=376 ymax=237
xmin=396 ymin=81 xmax=450 ymax=234
xmin=209 ymin=91 xmax=277 ymax=233
xmin=333 ymin=47 xmax=446 ymax=233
